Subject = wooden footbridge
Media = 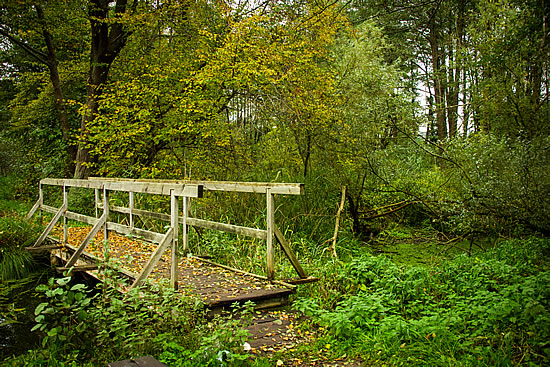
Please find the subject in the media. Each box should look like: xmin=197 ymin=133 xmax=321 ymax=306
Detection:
xmin=26 ymin=177 xmax=316 ymax=308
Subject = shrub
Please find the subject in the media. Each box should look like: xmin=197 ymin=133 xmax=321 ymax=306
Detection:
xmin=295 ymin=237 xmax=550 ymax=365
xmin=0 ymin=215 xmax=42 ymax=281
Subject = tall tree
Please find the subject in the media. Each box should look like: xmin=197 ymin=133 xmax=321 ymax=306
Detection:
xmin=74 ymin=0 xmax=139 ymax=178
xmin=0 ymin=1 xmax=81 ymax=175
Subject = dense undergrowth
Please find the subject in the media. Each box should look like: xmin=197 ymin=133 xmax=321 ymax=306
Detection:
xmin=294 ymin=237 xmax=550 ymax=366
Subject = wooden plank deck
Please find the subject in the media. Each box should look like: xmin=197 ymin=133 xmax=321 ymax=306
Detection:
xmin=49 ymin=226 xmax=294 ymax=309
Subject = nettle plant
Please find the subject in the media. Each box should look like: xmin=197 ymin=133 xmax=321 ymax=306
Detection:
xmin=32 ymin=274 xmax=94 ymax=353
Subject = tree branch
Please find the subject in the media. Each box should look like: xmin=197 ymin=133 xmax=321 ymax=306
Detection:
xmin=0 ymin=26 xmax=49 ymax=65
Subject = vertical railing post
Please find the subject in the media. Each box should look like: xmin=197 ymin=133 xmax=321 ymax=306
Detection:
xmin=266 ymin=188 xmax=274 ymax=280
xmin=182 ymin=197 xmax=188 ymax=253
xmin=170 ymin=190 xmax=179 ymax=290
xmin=39 ymin=182 xmax=43 ymax=224
xmin=63 ymin=183 xmax=68 ymax=243
xmin=129 ymin=191 xmax=134 ymax=230
xmin=94 ymin=188 xmax=99 ymax=218
xmin=103 ymin=186 xmax=109 ymax=246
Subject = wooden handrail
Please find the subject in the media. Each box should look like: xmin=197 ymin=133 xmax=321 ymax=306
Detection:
xmin=28 ymin=177 xmax=309 ymax=283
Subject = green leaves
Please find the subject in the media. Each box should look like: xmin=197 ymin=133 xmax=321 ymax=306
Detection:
xmin=32 ymin=275 xmax=95 ymax=357
xmin=297 ymin=237 xmax=550 ymax=365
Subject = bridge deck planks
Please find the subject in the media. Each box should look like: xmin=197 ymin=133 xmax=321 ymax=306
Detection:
xmin=49 ymin=226 xmax=294 ymax=308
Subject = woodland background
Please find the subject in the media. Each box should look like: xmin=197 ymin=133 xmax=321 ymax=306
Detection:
xmin=0 ymin=0 xmax=549 ymax=366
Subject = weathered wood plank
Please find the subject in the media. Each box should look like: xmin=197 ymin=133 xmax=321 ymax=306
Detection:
xmin=56 ymin=264 xmax=99 ymax=272
xmin=274 ymin=225 xmax=307 ymax=279
xmin=266 ymin=188 xmax=274 ymax=280
xmin=105 ymin=181 xmax=203 ymax=197
xmin=186 ymin=217 xmax=267 ymax=240
xmin=63 ymin=184 xmax=68 ymax=243
xmin=103 ymin=187 xmax=109 ymax=245
xmin=170 ymin=191 xmax=179 ymax=289
xmin=41 ymin=178 xmax=104 ymax=189
xmin=104 ymin=205 xmax=268 ymax=240
xmin=65 ymin=212 xmax=107 ymax=268
xmin=25 ymin=198 xmax=40 ymax=220
xmin=33 ymin=203 xmax=66 ymax=248
xmin=182 ymin=197 xmax=188 ymax=253
xmin=130 ymin=228 xmax=174 ymax=289
xmin=129 ymin=191 xmax=134 ymax=229
xmin=25 ymin=244 xmax=63 ymax=253
xmin=106 ymin=222 xmax=165 ymax=243
xmin=42 ymin=205 xmax=99 ymax=225
xmin=89 ymin=177 xmax=304 ymax=195
xmin=41 ymin=178 xmax=204 ymax=198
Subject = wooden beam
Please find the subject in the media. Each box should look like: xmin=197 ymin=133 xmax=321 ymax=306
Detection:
xmin=25 ymin=244 xmax=63 ymax=253
xmin=89 ymin=177 xmax=304 ymax=195
xmin=41 ymin=178 xmax=103 ymax=190
xmin=106 ymin=222 xmax=165 ymax=243
xmin=186 ymin=217 xmax=267 ymax=240
xmin=182 ymin=197 xmax=188 ymax=253
xmin=41 ymin=178 xmax=204 ymax=198
xmin=42 ymin=205 xmax=99 ymax=226
xmin=104 ymin=181 xmax=204 ymax=198
xmin=266 ymin=188 xmax=274 ymax=280
xmin=56 ymin=264 xmax=99 ymax=272
xmin=274 ymin=225 xmax=307 ymax=279
xmin=170 ymin=190 xmax=179 ymax=289
xmin=103 ymin=187 xmax=109 ymax=245
xmin=64 ymin=212 xmax=107 ymax=268
xmin=130 ymin=227 xmax=174 ymax=289
xmin=129 ymin=192 xmax=134 ymax=229
xmin=25 ymin=198 xmax=40 ymax=220
xmin=32 ymin=202 xmax=66 ymax=248
xmin=104 ymin=205 xmax=268 ymax=240
xmin=94 ymin=188 xmax=99 ymax=218
xmin=63 ymin=184 xmax=68 ymax=243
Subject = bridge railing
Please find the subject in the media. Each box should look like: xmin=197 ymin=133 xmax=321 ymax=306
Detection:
xmin=27 ymin=177 xmax=309 ymax=289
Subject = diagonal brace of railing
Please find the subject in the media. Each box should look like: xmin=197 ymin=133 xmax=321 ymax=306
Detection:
xmin=32 ymin=201 xmax=67 ymax=248
xmin=64 ymin=212 xmax=107 ymax=268
xmin=130 ymin=227 xmax=174 ymax=289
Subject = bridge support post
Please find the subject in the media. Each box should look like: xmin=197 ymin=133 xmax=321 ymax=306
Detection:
xmin=103 ymin=186 xmax=109 ymax=247
xmin=170 ymin=190 xmax=179 ymax=290
xmin=94 ymin=188 xmax=99 ymax=218
xmin=63 ymin=184 xmax=68 ymax=243
xmin=266 ymin=188 xmax=274 ymax=280
xmin=182 ymin=197 xmax=188 ymax=253
xmin=129 ymin=191 xmax=135 ymax=229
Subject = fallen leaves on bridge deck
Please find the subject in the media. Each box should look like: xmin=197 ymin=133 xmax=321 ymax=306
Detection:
xmin=50 ymin=225 xmax=293 ymax=307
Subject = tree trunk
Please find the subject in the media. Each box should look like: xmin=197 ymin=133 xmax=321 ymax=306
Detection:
xmin=32 ymin=4 xmax=76 ymax=175
xmin=74 ymin=0 xmax=134 ymax=179
xmin=429 ymin=15 xmax=447 ymax=143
